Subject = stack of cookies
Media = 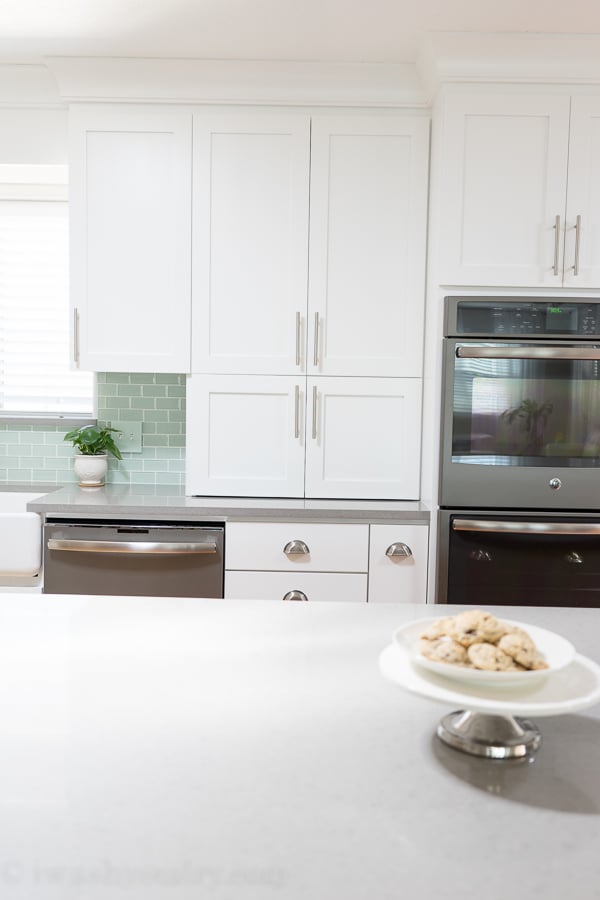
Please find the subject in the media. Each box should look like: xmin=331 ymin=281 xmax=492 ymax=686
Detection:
xmin=418 ymin=609 xmax=548 ymax=672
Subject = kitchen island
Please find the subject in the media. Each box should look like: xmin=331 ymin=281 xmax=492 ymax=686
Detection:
xmin=1 ymin=596 xmax=599 ymax=899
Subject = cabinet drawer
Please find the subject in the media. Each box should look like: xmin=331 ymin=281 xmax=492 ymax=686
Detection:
xmin=225 ymin=522 xmax=369 ymax=572
xmin=368 ymin=524 xmax=429 ymax=603
xmin=225 ymin=571 xmax=367 ymax=602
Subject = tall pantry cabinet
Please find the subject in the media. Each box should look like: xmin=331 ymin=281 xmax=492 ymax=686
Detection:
xmin=186 ymin=112 xmax=430 ymax=499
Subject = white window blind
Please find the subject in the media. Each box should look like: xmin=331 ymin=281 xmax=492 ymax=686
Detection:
xmin=0 ymin=196 xmax=94 ymax=417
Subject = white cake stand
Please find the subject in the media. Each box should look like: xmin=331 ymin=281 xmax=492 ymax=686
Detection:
xmin=379 ymin=643 xmax=600 ymax=759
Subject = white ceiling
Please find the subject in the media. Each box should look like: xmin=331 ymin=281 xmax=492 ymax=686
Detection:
xmin=1 ymin=0 xmax=600 ymax=65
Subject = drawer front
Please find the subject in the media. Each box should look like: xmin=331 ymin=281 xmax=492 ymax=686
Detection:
xmin=225 ymin=522 xmax=369 ymax=572
xmin=368 ymin=524 xmax=429 ymax=603
xmin=225 ymin=570 xmax=368 ymax=602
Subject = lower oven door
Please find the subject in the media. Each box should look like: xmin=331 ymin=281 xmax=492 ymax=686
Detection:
xmin=438 ymin=511 xmax=600 ymax=607
xmin=43 ymin=522 xmax=224 ymax=597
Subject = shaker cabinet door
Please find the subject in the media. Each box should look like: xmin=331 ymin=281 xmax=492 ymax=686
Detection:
xmin=367 ymin=524 xmax=429 ymax=603
xmin=438 ymin=92 xmax=571 ymax=287
xmin=304 ymin=377 xmax=422 ymax=500
xmin=308 ymin=115 xmax=429 ymax=377
xmin=564 ymin=96 xmax=600 ymax=288
xmin=69 ymin=106 xmax=192 ymax=372
xmin=186 ymin=374 xmax=305 ymax=497
xmin=191 ymin=113 xmax=310 ymax=375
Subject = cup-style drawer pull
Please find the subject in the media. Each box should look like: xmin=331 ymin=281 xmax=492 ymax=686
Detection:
xmin=283 ymin=590 xmax=309 ymax=602
xmin=385 ymin=542 xmax=412 ymax=559
xmin=283 ymin=540 xmax=310 ymax=556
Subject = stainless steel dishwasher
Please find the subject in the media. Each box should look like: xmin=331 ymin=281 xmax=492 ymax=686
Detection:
xmin=43 ymin=519 xmax=224 ymax=597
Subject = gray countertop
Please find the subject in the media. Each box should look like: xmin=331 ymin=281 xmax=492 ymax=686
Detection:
xmin=1 ymin=596 xmax=598 ymax=900
xmin=26 ymin=484 xmax=430 ymax=523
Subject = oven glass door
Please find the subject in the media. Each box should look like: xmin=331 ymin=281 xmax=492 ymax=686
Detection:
xmin=447 ymin=515 xmax=600 ymax=607
xmin=440 ymin=341 xmax=600 ymax=508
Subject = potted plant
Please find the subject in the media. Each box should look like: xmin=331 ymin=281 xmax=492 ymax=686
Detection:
xmin=64 ymin=424 xmax=123 ymax=487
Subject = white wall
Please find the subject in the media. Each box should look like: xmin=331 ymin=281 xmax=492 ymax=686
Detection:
xmin=0 ymin=64 xmax=67 ymax=163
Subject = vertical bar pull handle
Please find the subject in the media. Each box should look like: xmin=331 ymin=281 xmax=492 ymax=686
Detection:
xmin=294 ymin=384 xmax=300 ymax=439
xmin=553 ymin=214 xmax=561 ymax=276
xmin=311 ymin=385 xmax=318 ymax=440
xmin=295 ymin=311 xmax=301 ymax=367
xmin=73 ymin=308 xmax=80 ymax=364
xmin=313 ymin=312 xmax=320 ymax=367
xmin=574 ymin=214 xmax=581 ymax=276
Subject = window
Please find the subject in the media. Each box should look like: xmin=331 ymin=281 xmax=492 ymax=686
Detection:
xmin=0 ymin=165 xmax=94 ymax=420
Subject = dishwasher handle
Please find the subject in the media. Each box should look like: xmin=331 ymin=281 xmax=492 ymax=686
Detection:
xmin=47 ymin=538 xmax=218 ymax=555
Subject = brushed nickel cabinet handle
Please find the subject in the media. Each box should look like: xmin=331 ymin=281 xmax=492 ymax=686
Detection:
xmin=73 ymin=307 xmax=80 ymax=364
xmin=294 ymin=384 xmax=300 ymax=439
xmin=283 ymin=539 xmax=310 ymax=556
xmin=282 ymin=590 xmax=309 ymax=602
xmin=553 ymin=214 xmax=561 ymax=276
xmin=312 ymin=385 xmax=318 ymax=440
xmin=574 ymin=214 xmax=581 ymax=276
xmin=385 ymin=542 xmax=413 ymax=558
xmin=313 ymin=312 xmax=319 ymax=367
xmin=295 ymin=311 xmax=301 ymax=367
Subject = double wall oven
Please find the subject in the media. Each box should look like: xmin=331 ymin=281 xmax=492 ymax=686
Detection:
xmin=438 ymin=296 xmax=600 ymax=607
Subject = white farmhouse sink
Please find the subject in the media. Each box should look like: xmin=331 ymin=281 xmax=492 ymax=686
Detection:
xmin=0 ymin=493 xmax=44 ymax=578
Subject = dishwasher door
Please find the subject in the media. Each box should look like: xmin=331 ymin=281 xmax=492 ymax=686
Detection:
xmin=43 ymin=521 xmax=224 ymax=597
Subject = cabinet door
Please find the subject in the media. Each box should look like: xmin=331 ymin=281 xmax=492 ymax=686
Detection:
xmin=367 ymin=524 xmax=428 ymax=603
xmin=305 ymin=377 xmax=422 ymax=500
xmin=192 ymin=114 xmax=310 ymax=375
xmin=308 ymin=116 xmax=429 ymax=377
xmin=564 ymin=96 xmax=600 ymax=287
xmin=438 ymin=92 xmax=571 ymax=287
xmin=185 ymin=374 xmax=305 ymax=497
xmin=225 ymin=570 xmax=368 ymax=602
xmin=69 ymin=106 xmax=192 ymax=372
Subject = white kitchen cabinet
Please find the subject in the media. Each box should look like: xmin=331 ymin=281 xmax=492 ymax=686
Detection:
xmin=186 ymin=374 xmax=422 ymax=499
xmin=439 ymin=89 xmax=600 ymax=289
xmin=190 ymin=113 xmax=429 ymax=378
xmin=225 ymin=571 xmax=368 ymax=602
xmin=563 ymin=96 xmax=600 ymax=287
xmin=191 ymin=113 xmax=311 ymax=375
xmin=185 ymin=374 xmax=305 ymax=498
xmin=308 ymin=116 xmax=429 ymax=377
xmin=225 ymin=520 xmax=369 ymax=601
xmin=367 ymin=524 xmax=429 ymax=603
xmin=305 ymin=377 xmax=422 ymax=500
xmin=69 ymin=105 xmax=192 ymax=372
xmin=438 ymin=91 xmax=571 ymax=287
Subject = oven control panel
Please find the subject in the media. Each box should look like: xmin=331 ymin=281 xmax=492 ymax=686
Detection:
xmin=446 ymin=297 xmax=600 ymax=338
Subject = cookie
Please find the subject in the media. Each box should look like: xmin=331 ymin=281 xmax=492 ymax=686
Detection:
xmin=419 ymin=617 xmax=457 ymax=641
xmin=498 ymin=631 xmax=538 ymax=669
xmin=419 ymin=637 xmax=468 ymax=666
xmin=452 ymin=609 xmax=508 ymax=647
xmin=466 ymin=641 xmax=518 ymax=671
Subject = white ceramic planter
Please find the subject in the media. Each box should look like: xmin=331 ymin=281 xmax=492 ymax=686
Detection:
xmin=73 ymin=453 xmax=108 ymax=487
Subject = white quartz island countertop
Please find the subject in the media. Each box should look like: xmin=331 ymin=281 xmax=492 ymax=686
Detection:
xmin=1 ymin=596 xmax=599 ymax=900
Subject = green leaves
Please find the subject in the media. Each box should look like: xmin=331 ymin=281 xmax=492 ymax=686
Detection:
xmin=64 ymin=424 xmax=123 ymax=460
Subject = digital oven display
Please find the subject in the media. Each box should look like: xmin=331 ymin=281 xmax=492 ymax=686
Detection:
xmin=546 ymin=304 xmax=578 ymax=332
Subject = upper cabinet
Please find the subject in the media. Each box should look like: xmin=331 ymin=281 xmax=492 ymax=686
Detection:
xmin=307 ymin=116 xmax=429 ymax=377
xmin=191 ymin=114 xmax=310 ymax=375
xmin=69 ymin=106 xmax=192 ymax=372
xmin=191 ymin=113 xmax=429 ymax=378
xmin=438 ymin=90 xmax=600 ymax=288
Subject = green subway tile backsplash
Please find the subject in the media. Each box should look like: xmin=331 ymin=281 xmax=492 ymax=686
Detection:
xmin=0 ymin=373 xmax=186 ymax=486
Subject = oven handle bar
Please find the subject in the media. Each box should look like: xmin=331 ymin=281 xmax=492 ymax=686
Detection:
xmin=47 ymin=539 xmax=218 ymax=555
xmin=456 ymin=346 xmax=600 ymax=360
xmin=453 ymin=519 xmax=600 ymax=536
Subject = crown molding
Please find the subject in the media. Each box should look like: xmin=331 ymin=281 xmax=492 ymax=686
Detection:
xmin=44 ymin=56 xmax=428 ymax=108
xmin=417 ymin=33 xmax=600 ymax=101
xmin=0 ymin=64 xmax=65 ymax=108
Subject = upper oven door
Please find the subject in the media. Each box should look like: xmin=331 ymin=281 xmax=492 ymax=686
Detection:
xmin=440 ymin=339 xmax=600 ymax=509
